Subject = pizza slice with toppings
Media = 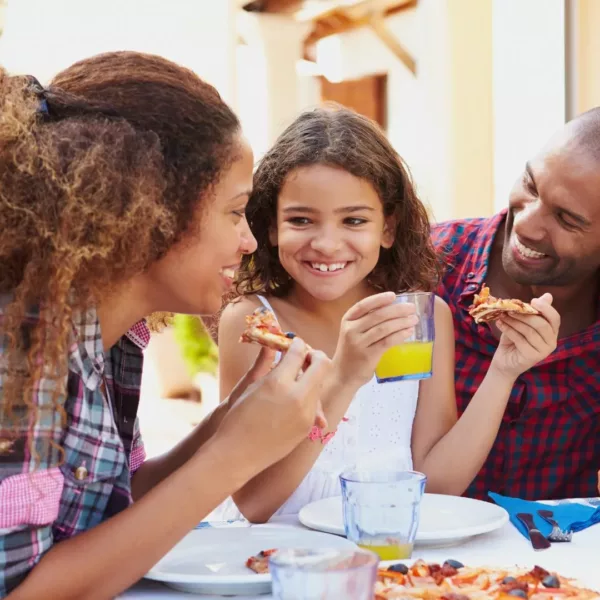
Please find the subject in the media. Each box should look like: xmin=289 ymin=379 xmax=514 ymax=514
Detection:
xmin=239 ymin=307 xmax=308 ymax=352
xmin=468 ymin=284 xmax=539 ymax=324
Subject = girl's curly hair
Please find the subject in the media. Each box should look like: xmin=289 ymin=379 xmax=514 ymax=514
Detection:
xmin=235 ymin=105 xmax=440 ymax=298
xmin=0 ymin=52 xmax=240 ymax=453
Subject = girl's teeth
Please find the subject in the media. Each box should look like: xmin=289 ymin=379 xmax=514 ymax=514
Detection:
xmin=515 ymin=238 xmax=545 ymax=259
xmin=311 ymin=262 xmax=346 ymax=272
xmin=221 ymin=268 xmax=236 ymax=278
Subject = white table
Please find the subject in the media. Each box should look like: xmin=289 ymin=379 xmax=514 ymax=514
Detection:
xmin=120 ymin=510 xmax=600 ymax=599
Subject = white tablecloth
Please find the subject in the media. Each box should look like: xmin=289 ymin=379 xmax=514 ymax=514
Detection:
xmin=120 ymin=510 xmax=600 ymax=599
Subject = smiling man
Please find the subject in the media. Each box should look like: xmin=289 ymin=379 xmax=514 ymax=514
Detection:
xmin=432 ymin=108 xmax=600 ymax=501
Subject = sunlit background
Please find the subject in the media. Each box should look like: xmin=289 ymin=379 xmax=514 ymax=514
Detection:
xmin=1 ymin=0 xmax=599 ymax=455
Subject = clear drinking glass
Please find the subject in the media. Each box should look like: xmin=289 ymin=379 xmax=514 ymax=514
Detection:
xmin=269 ymin=548 xmax=379 ymax=600
xmin=375 ymin=292 xmax=435 ymax=383
xmin=340 ymin=468 xmax=427 ymax=560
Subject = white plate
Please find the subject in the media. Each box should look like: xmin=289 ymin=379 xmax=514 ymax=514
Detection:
xmin=144 ymin=525 xmax=357 ymax=596
xmin=298 ymin=493 xmax=509 ymax=548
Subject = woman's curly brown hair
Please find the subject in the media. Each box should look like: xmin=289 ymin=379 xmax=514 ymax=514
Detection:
xmin=235 ymin=105 xmax=440 ymax=298
xmin=0 ymin=52 xmax=240 ymax=454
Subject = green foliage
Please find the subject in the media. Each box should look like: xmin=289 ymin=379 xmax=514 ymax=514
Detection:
xmin=173 ymin=314 xmax=218 ymax=377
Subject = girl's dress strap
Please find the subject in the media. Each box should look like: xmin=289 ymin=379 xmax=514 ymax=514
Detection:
xmin=256 ymin=294 xmax=276 ymax=315
xmin=255 ymin=295 xmax=283 ymax=363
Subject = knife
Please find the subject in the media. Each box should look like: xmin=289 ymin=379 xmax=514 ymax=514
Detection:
xmin=516 ymin=512 xmax=551 ymax=551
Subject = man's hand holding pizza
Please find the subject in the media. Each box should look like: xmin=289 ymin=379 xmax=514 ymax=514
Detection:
xmin=490 ymin=293 xmax=560 ymax=379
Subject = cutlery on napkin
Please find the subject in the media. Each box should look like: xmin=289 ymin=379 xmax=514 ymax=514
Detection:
xmin=489 ymin=492 xmax=600 ymax=541
xmin=516 ymin=513 xmax=551 ymax=550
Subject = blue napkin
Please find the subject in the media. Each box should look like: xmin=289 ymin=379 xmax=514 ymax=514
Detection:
xmin=489 ymin=492 xmax=600 ymax=539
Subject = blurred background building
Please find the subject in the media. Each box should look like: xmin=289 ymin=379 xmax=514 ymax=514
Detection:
xmin=1 ymin=0 xmax=598 ymax=453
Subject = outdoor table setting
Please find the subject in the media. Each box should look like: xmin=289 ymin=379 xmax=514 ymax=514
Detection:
xmin=121 ymin=292 xmax=600 ymax=599
xmin=121 ymin=483 xmax=600 ymax=599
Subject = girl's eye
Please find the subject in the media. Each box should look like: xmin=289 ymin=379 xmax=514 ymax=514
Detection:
xmin=344 ymin=217 xmax=367 ymax=226
xmin=287 ymin=217 xmax=311 ymax=226
xmin=232 ymin=210 xmax=245 ymax=221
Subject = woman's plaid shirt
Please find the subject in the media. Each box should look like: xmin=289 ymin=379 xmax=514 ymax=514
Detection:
xmin=0 ymin=295 xmax=149 ymax=595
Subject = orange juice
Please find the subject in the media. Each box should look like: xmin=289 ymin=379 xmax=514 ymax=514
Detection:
xmin=375 ymin=341 xmax=434 ymax=382
xmin=357 ymin=542 xmax=413 ymax=560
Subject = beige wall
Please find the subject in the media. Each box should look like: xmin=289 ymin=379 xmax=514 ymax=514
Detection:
xmin=319 ymin=0 xmax=495 ymax=222
xmin=574 ymin=0 xmax=600 ymax=115
xmin=0 ymin=0 xmax=238 ymax=106
xmin=447 ymin=0 xmax=494 ymax=219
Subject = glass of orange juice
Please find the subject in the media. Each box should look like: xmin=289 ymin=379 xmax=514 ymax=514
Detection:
xmin=375 ymin=292 xmax=435 ymax=383
xmin=340 ymin=468 xmax=427 ymax=561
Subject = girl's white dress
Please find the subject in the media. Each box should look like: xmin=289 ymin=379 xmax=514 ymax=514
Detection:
xmin=208 ymin=295 xmax=420 ymax=520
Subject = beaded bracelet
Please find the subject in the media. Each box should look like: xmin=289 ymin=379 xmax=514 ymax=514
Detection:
xmin=308 ymin=426 xmax=336 ymax=444
xmin=307 ymin=417 xmax=349 ymax=445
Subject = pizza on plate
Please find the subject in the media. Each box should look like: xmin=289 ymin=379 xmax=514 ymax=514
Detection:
xmin=468 ymin=284 xmax=539 ymax=324
xmin=376 ymin=560 xmax=599 ymax=600
xmin=245 ymin=548 xmax=277 ymax=574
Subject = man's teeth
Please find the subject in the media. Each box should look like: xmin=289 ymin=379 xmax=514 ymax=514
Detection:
xmin=311 ymin=262 xmax=347 ymax=272
xmin=221 ymin=267 xmax=236 ymax=278
xmin=515 ymin=238 xmax=545 ymax=259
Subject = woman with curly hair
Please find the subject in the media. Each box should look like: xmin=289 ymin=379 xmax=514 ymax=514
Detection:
xmin=0 ymin=52 xmax=331 ymax=598
xmin=215 ymin=106 xmax=559 ymax=523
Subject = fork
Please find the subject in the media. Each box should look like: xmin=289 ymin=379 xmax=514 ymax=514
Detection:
xmin=537 ymin=509 xmax=573 ymax=542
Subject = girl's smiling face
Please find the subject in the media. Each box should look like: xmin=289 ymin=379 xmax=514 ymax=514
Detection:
xmin=271 ymin=164 xmax=394 ymax=302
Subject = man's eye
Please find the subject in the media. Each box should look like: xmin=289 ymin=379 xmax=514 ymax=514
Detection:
xmin=557 ymin=213 xmax=578 ymax=230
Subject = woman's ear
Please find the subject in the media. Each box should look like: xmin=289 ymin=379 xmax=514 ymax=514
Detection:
xmin=381 ymin=217 xmax=396 ymax=249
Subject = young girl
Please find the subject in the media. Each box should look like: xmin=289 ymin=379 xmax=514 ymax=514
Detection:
xmin=216 ymin=106 xmax=560 ymax=523
xmin=0 ymin=53 xmax=328 ymax=598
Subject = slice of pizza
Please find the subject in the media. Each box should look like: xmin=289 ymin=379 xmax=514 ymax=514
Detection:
xmin=468 ymin=284 xmax=539 ymax=324
xmin=239 ymin=307 xmax=297 ymax=352
xmin=245 ymin=548 xmax=277 ymax=574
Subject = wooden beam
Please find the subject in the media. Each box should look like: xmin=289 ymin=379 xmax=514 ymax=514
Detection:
xmin=243 ymin=0 xmax=304 ymax=13
xmin=368 ymin=11 xmax=416 ymax=74
xmin=303 ymin=1 xmax=417 ymax=74
xmin=385 ymin=0 xmax=417 ymax=17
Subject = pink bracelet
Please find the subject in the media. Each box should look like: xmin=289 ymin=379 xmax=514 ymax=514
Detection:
xmin=308 ymin=418 xmax=349 ymax=444
xmin=308 ymin=426 xmax=336 ymax=444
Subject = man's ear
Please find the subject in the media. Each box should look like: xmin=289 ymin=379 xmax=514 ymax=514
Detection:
xmin=381 ymin=216 xmax=396 ymax=249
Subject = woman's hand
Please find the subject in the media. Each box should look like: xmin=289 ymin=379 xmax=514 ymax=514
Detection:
xmin=490 ymin=293 xmax=560 ymax=379
xmin=332 ymin=292 xmax=418 ymax=388
xmin=215 ymin=337 xmax=331 ymax=474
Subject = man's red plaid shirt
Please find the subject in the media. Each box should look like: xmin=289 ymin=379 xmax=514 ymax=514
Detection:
xmin=432 ymin=211 xmax=600 ymax=501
